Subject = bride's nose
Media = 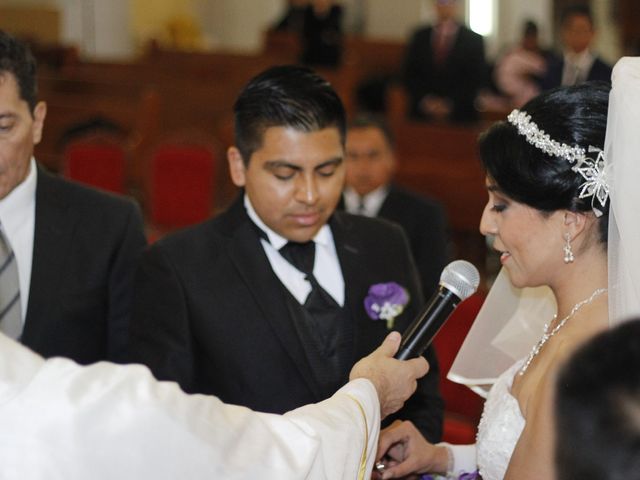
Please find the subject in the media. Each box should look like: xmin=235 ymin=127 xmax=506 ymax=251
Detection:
xmin=479 ymin=202 xmax=497 ymax=237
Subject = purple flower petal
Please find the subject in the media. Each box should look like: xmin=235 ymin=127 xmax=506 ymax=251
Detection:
xmin=363 ymin=282 xmax=409 ymax=321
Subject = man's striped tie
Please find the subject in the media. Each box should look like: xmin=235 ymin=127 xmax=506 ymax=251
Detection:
xmin=0 ymin=226 xmax=22 ymax=339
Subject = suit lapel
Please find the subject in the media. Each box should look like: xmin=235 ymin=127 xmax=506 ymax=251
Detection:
xmin=223 ymin=200 xmax=323 ymax=398
xmin=22 ymin=168 xmax=76 ymax=342
xmin=377 ymin=186 xmax=398 ymax=219
xmin=330 ymin=213 xmax=368 ymax=361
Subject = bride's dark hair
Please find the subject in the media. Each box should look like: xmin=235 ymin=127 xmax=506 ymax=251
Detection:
xmin=479 ymin=81 xmax=611 ymax=243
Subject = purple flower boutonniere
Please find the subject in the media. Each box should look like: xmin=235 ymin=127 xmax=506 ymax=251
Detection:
xmin=364 ymin=282 xmax=409 ymax=330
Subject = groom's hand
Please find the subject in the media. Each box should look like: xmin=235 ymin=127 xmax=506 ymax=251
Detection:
xmin=349 ymin=332 xmax=429 ymax=418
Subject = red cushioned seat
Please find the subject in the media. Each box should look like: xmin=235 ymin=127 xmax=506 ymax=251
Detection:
xmin=63 ymin=137 xmax=126 ymax=194
xmin=147 ymin=142 xmax=216 ymax=238
xmin=433 ymin=292 xmax=486 ymax=443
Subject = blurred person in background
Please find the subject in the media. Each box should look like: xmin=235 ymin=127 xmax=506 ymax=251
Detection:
xmin=541 ymin=4 xmax=612 ymax=89
xmin=342 ymin=114 xmax=450 ymax=299
xmin=494 ymin=20 xmax=548 ymax=108
xmin=403 ymin=0 xmax=486 ymax=123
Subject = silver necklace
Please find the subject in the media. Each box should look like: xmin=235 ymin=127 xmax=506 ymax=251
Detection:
xmin=519 ymin=288 xmax=607 ymax=376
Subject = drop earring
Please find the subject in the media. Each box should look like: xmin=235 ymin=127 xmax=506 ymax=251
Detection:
xmin=563 ymin=233 xmax=575 ymax=264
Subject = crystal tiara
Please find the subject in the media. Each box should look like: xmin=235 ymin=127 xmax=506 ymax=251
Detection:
xmin=507 ymin=109 xmax=610 ymax=217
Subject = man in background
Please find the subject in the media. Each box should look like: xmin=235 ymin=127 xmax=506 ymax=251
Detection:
xmin=130 ymin=65 xmax=444 ymax=442
xmin=403 ymin=0 xmax=486 ymax=123
xmin=0 ymin=30 xmax=146 ymax=364
xmin=541 ymin=4 xmax=611 ymax=89
xmin=342 ymin=115 xmax=450 ymax=299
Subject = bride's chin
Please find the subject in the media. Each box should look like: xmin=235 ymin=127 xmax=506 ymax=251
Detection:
xmin=503 ymin=267 xmax=526 ymax=289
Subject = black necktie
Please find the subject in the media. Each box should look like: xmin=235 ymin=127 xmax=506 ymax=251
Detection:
xmin=279 ymin=241 xmax=315 ymax=277
xmin=279 ymin=241 xmax=338 ymax=311
xmin=357 ymin=197 xmax=367 ymax=215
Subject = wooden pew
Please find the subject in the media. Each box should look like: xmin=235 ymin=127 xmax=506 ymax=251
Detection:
xmin=324 ymin=36 xmax=406 ymax=114
xmin=57 ymin=52 xmax=284 ymax=137
xmin=391 ymin=121 xmax=487 ymax=267
xmin=36 ymin=74 xmax=160 ymax=192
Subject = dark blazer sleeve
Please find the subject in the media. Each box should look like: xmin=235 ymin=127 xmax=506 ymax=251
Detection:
xmin=394 ymin=341 xmax=444 ymax=443
xmin=378 ymin=187 xmax=451 ymax=299
xmin=107 ymin=202 xmax=147 ymax=362
xmin=25 ymin=170 xmax=147 ymax=365
xmin=403 ymin=194 xmax=450 ymax=299
xmin=379 ymin=221 xmax=444 ymax=442
xmin=587 ymin=57 xmax=612 ymax=83
xmin=129 ymin=242 xmax=196 ymax=391
xmin=449 ymin=29 xmax=486 ymax=122
xmin=541 ymin=54 xmax=563 ymax=90
xmin=403 ymin=27 xmax=432 ymax=114
xmin=398 ymin=278 xmax=445 ymax=442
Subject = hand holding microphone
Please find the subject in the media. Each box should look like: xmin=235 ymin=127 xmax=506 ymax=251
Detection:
xmin=395 ymin=260 xmax=480 ymax=360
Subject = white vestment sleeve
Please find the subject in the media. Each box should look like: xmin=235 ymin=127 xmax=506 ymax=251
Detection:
xmin=0 ymin=334 xmax=380 ymax=480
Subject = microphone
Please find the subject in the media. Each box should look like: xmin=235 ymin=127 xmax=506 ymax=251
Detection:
xmin=395 ymin=260 xmax=480 ymax=360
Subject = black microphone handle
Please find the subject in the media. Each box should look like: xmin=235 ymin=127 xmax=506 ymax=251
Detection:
xmin=395 ymin=286 xmax=461 ymax=360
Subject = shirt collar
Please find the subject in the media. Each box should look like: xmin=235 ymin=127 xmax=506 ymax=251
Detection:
xmin=436 ymin=19 xmax=459 ymax=36
xmin=243 ymin=194 xmax=331 ymax=250
xmin=343 ymin=185 xmax=389 ymax=217
xmin=564 ymin=49 xmax=594 ymax=68
xmin=0 ymin=158 xmax=37 ymax=233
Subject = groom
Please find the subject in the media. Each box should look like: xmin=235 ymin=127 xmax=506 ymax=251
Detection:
xmin=130 ymin=65 xmax=444 ymax=441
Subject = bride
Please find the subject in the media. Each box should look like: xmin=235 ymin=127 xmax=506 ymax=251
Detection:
xmin=376 ymin=57 xmax=640 ymax=480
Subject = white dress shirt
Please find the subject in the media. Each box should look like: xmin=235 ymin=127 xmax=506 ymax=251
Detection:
xmin=244 ymin=195 xmax=345 ymax=306
xmin=0 ymin=158 xmax=37 ymax=322
xmin=0 ymin=332 xmax=380 ymax=479
xmin=343 ymin=185 xmax=389 ymax=218
xmin=562 ymin=49 xmax=596 ymax=85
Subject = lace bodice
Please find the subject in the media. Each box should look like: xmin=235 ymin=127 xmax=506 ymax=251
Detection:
xmin=476 ymin=359 xmax=525 ymax=480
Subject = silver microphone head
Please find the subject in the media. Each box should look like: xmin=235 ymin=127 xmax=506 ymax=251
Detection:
xmin=440 ymin=260 xmax=480 ymax=300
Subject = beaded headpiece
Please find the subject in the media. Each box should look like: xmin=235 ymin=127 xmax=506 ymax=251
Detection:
xmin=507 ymin=109 xmax=609 ymax=217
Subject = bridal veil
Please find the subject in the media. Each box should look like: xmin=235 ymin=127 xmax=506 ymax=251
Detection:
xmin=448 ymin=57 xmax=640 ymax=394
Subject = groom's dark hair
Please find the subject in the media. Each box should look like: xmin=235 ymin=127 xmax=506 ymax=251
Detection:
xmin=555 ymin=319 xmax=640 ymax=480
xmin=233 ymin=65 xmax=346 ymax=164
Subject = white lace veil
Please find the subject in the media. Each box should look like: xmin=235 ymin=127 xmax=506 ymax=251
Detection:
xmin=448 ymin=57 xmax=640 ymax=396
xmin=447 ymin=269 xmax=555 ymax=397
xmin=606 ymin=57 xmax=640 ymax=325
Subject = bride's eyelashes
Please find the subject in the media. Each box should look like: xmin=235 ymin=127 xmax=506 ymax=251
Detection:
xmin=491 ymin=203 xmax=507 ymax=213
xmin=488 ymin=193 xmax=509 ymax=213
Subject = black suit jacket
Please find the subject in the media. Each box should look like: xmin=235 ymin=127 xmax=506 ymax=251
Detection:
xmin=21 ymin=166 xmax=147 ymax=364
xmin=363 ymin=186 xmax=450 ymax=299
xmin=403 ymin=23 xmax=486 ymax=122
xmin=130 ymin=196 xmax=444 ymax=441
xmin=541 ymin=54 xmax=612 ymax=90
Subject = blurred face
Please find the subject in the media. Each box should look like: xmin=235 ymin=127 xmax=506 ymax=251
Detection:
xmin=562 ymin=14 xmax=594 ymax=54
xmin=228 ymin=126 xmax=345 ymax=243
xmin=435 ymin=0 xmax=458 ymax=22
xmin=479 ymin=178 xmax=565 ymax=288
xmin=313 ymin=0 xmax=332 ymax=10
xmin=345 ymin=126 xmax=395 ymax=197
xmin=522 ymin=32 xmax=539 ymax=51
xmin=0 ymin=73 xmax=46 ymax=200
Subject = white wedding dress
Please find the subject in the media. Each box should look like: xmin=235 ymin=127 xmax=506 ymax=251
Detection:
xmin=475 ymin=359 xmax=525 ymax=480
